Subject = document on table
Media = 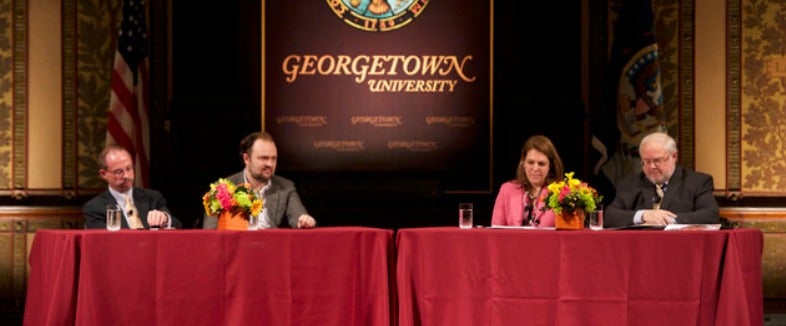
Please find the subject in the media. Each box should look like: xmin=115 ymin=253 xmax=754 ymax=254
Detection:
xmin=490 ymin=225 xmax=556 ymax=230
xmin=664 ymin=224 xmax=722 ymax=231
xmin=607 ymin=224 xmax=666 ymax=230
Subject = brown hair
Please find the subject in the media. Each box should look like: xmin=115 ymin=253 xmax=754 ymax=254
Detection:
xmin=239 ymin=132 xmax=275 ymax=162
xmin=98 ymin=144 xmax=131 ymax=170
xmin=514 ymin=135 xmax=564 ymax=191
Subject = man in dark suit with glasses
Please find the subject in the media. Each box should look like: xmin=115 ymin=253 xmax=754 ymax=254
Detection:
xmin=604 ymin=132 xmax=720 ymax=228
xmin=83 ymin=144 xmax=182 ymax=229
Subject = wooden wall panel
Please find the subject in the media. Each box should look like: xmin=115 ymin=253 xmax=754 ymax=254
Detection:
xmin=722 ymin=208 xmax=786 ymax=300
xmin=0 ymin=207 xmax=82 ymax=316
xmin=733 ymin=0 xmax=786 ymax=196
xmin=0 ymin=0 xmax=12 ymax=190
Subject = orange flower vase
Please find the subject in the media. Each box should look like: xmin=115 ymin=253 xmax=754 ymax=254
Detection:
xmin=556 ymin=209 xmax=585 ymax=230
xmin=217 ymin=210 xmax=249 ymax=230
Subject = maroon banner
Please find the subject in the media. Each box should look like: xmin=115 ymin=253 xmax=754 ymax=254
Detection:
xmin=263 ymin=0 xmax=491 ymax=191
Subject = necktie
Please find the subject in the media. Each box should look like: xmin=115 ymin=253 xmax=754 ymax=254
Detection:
xmin=125 ymin=196 xmax=144 ymax=229
xmin=654 ymin=184 xmax=665 ymax=209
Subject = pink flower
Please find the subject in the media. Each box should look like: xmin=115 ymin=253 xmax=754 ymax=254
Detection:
xmin=203 ymin=178 xmax=264 ymax=217
xmin=216 ymin=184 xmax=233 ymax=210
xmin=558 ymin=186 xmax=570 ymax=201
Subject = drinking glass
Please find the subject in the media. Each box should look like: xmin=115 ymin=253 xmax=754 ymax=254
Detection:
xmin=106 ymin=204 xmax=122 ymax=231
xmin=589 ymin=208 xmax=604 ymax=230
xmin=248 ymin=213 xmax=259 ymax=231
xmin=459 ymin=203 xmax=473 ymax=229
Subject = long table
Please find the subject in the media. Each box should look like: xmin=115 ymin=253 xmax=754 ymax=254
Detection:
xmin=396 ymin=227 xmax=763 ymax=326
xmin=24 ymin=227 xmax=394 ymax=326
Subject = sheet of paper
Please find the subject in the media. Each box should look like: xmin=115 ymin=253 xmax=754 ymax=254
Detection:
xmin=664 ymin=224 xmax=722 ymax=231
xmin=489 ymin=225 xmax=556 ymax=230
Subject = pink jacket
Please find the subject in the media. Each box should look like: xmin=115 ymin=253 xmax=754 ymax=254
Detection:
xmin=491 ymin=181 xmax=555 ymax=227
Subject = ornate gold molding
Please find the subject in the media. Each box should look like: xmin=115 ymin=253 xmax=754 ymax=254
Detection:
xmin=678 ymin=0 xmax=695 ymax=169
xmin=726 ymin=0 xmax=741 ymax=192
xmin=12 ymin=0 xmax=27 ymax=194
xmin=62 ymin=0 xmax=77 ymax=195
xmin=0 ymin=0 xmax=11 ymax=189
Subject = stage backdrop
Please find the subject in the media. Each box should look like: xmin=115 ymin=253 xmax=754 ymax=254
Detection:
xmin=262 ymin=0 xmax=492 ymax=192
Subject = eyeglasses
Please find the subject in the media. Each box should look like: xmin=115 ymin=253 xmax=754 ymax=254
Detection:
xmin=106 ymin=166 xmax=133 ymax=177
xmin=641 ymin=155 xmax=671 ymax=167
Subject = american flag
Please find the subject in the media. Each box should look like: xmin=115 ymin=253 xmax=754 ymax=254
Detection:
xmin=106 ymin=0 xmax=150 ymax=187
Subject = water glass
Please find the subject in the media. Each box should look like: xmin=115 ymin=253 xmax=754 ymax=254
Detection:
xmin=247 ymin=213 xmax=259 ymax=231
xmin=459 ymin=203 xmax=473 ymax=229
xmin=589 ymin=208 xmax=604 ymax=230
xmin=106 ymin=204 xmax=122 ymax=231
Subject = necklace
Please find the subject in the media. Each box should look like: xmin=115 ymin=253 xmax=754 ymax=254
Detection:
xmin=528 ymin=187 xmax=540 ymax=200
xmin=523 ymin=187 xmax=541 ymax=226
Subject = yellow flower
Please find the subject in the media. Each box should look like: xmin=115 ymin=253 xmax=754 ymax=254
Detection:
xmin=202 ymin=193 xmax=211 ymax=213
xmin=544 ymin=172 xmax=603 ymax=214
xmin=548 ymin=180 xmax=564 ymax=194
xmin=251 ymin=199 xmax=263 ymax=216
xmin=566 ymin=172 xmax=580 ymax=188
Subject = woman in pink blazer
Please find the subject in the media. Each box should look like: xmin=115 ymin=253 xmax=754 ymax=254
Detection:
xmin=492 ymin=135 xmax=564 ymax=227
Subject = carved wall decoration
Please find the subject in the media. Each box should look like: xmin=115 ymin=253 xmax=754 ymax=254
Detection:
xmin=652 ymin=0 xmax=696 ymax=167
xmin=674 ymin=0 xmax=695 ymax=167
xmin=0 ymin=0 xmax=28 ymax=194
xmin=1 ymin=0 xmax=117 ymax=196
xmin=72 ymin=0 xmax=120 ymax=189
xmin=0 ymin=0 xmax=11 ymax=189
xmin=737 ymin=0 xmax=786 ymax=195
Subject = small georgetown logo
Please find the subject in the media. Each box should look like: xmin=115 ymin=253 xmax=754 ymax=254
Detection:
xmin=327 ymin=0 xmax=429 ymax=32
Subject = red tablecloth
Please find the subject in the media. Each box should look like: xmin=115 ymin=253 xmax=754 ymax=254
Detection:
xmin=396 ymin=227 xmax=763 ymax=326
xmin=25 ymin=227 xmax=394 ymax=326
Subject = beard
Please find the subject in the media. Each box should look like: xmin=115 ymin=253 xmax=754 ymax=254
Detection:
xmin=646 ymin=172 xmax=671 ymax=185
xmin=249 ymin=168 xmax=273 ymax=183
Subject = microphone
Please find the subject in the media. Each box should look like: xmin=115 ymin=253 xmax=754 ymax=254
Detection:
xmin=524 ymin=204 xmax=534 ymax=226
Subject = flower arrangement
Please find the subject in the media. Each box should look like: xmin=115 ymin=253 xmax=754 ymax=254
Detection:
xmin=202 ymin=178 xmax=263 ymax=217
xmin=544 ymin=172 xmax=603 ymax=214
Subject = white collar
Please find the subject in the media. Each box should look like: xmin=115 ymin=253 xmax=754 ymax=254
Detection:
xmin=108 ymin=187 xmax=133 ymax=205
xmin=243 ymin=169 xmax=272 ymax=193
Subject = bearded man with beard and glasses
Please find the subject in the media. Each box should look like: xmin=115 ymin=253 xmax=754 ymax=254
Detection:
xmin=203 ymin=132 xmax=317 ymax=229
xmin=83 ymin=144 xmax=181 ymax=229
xmin=605 ymin=132 xmax=719 ymax=228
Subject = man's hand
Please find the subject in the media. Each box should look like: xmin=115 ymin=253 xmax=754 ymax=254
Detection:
xmin=147 ymin=210 xmax=169 ymax=228
xmin=297 ymin=214 xmax=316 ymax=229
xmin=642 ymin=209 xmax=677 ymax=225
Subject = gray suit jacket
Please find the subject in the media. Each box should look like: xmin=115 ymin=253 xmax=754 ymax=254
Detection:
xmin=202 ymin=171 xmax=309 ymax=229
xmin=605 ymin=165 xmax=720 ymax=228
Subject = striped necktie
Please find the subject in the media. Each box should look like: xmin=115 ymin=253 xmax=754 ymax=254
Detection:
xmin=125 ymin=196 xmax=144 ymax=229
xmin=654 ymin=184 xmax=665 ymax=209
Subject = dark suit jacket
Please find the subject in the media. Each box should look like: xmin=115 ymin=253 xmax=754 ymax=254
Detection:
xmin=83 ymin=187 xmax=182 ymax=229
xmin=202 ymin=172 xmax=310 ymax=229
xmin=605 ymin=165 xmax=720 ymax=228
